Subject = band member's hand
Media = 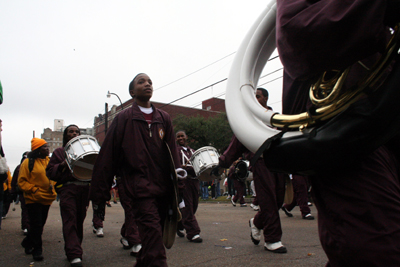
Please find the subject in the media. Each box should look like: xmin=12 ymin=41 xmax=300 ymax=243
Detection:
xmin=60 ymin=160 xmax=68 ymax=172
xmin=93 ymin=202 xmax=106 ymax=221
xmin=210 ymin=165 xmax=220 ymax=176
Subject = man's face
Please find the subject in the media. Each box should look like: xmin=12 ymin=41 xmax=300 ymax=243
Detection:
xmin=176 ymin=131 xmax=187 ymax=146
xmin=256 ymin=90 xmax=268 ymax=108
xmin=66 ymin=126 xmax=80 ymax=143
xmin=130 ymin=74 xmax=153 ymax=101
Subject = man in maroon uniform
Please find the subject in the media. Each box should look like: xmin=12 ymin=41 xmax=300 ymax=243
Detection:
xmin=89 ymin=73 xmax=181 ymax=267
xmin=227 ymin=161 xmax=247 ymax=207
xmin=275 ymin=1 xmax=400 ymax=265
xmin=214 ymin=88 xmax=287 ymax=253
xmin=175 ymin=131 xmax=202 ymax=243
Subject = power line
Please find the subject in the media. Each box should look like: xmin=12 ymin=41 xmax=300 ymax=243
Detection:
xmin=154 ymin=52 xmax=236 ymax=91
xmin=158 ymin=78 xmax=227 ymax=109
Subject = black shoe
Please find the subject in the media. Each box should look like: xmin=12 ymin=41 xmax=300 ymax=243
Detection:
xmin=177 ymin=229 xmax=185 ymax=238
xmin=264 ymin=242 xmax=287 ymax=254
xmin=249 ymin=218 xmax=261 ymax=245
xmin=21 ymin=239 xmax=33 ymax=254
xmin=106 ymin=203 xmax=112 ymax=207
xmin=120 ymin=237 xmax=132 ymax=249
xmin=303 ymin=214 xmax=315 ymax=220
xmin=281 ymin=206 xmax=293 ymax=217
xmin=130 ymin=244 xmax=142 ymax=257
xmin=190 ymin=235 xmax=203 ymax=243
xmin=70 ymin=258 xmax=83 ymax=267
xmin=33 ymin=254 xmax=44 ymax=261
xmin=230 ymin=198 xmax=236 ymax=207
xmin=265 ymin=246 xmax=288 ymax=254
xmin=113 ymin=201 xmax=117 ymax=204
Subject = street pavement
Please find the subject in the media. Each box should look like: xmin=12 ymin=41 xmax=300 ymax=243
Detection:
xmin=0 ymin=199 xmax=328 ymax=267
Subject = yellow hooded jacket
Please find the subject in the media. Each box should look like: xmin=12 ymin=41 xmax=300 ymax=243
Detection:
xmin=3 ymin=170 xmax=11 ymax=191
xmin=18 ymin=157 xmax=56 ymax=205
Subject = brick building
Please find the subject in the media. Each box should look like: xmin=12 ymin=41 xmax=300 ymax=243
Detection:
xmin=93 ymin=97 xmax=225 ymax=145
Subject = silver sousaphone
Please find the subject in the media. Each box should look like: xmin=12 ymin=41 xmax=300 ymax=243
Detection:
xmin=225 ymin=0 xmax=400 ymax=174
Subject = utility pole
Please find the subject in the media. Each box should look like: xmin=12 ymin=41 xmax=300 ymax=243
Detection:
xmin=105 ymin=103 xmax=108 ymax=135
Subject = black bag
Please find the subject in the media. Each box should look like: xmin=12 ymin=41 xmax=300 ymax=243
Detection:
xmin=263 ymin=58 xmax=400 ymax=175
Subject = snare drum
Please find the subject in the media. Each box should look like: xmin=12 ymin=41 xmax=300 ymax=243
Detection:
xmin=65 ymin=135 xmax=100 ymax=181
xmin=190 ymin=146 xmax=221 ymax=181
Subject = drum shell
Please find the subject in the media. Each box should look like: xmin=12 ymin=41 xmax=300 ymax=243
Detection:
xmin=65 ymin=135 xmax=100 ymax=181
xmin=190 ymin=146 xmax=221 ymax=181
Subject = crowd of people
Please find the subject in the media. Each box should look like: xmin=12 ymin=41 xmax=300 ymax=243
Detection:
xmin=0 ymin=73 xmax=316 ymax=267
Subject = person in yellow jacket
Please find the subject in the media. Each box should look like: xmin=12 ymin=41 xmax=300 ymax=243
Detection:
xmin=18 ymin=138 xmax=56 ymax=261
xmin=2 ymin=169 xmax=12 ymax=219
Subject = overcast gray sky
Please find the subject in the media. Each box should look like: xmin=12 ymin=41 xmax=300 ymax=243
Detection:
xmin=0 ymin=0 xmax=283 ymax=172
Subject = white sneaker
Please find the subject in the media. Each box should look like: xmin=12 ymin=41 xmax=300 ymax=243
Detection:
xmin=253 ymin=205 xmax=260 ymax=211
xmin=130 ymin=244 xmax=142 ymax=256
xmin=70 ymin=258 xmax=82 ymax=267
xmin=120 ymin=237 xmax=130 ymax=249
xmin=96 ymin=227 xmax=104 ymax=237
xmin=190 ymin=234 xmax=203 ymax=243
xmin=249 ymin=218 xmax=261 ymax=245
xmin=23 ymin=229 xmax=28 ymax=235
xmin=264 ymin=241 xmax=287 ymax=253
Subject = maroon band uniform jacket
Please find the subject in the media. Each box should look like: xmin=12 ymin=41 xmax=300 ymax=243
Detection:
xmin=89 ymin=102 xmax=181 ymax=203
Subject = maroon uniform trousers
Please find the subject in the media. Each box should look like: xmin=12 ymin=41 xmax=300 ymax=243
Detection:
xmin=118 ymin=181 xmax=141 ymax=246
xmin=310 ymin=147 xmax=400 ymax=266
xmin=283 ymin=175 xmax=311 ymax=217
xmin=92 ymin=203 xmax=103 ymax=229
xmin=58 ymin=184 xmax=90 ymax=261
xmin=252 ymin=158 xmax=285 ymax=243
xmin=252 ymin=196 xmax=259 ymax=206
xmin=180 ymin=178 xmax=200 ymax=240
xmin=132 ymin=197 xmax=168 ymax=267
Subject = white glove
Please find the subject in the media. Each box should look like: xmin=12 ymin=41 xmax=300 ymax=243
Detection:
xmin=176 ymin=168 xmax=187 ymax=180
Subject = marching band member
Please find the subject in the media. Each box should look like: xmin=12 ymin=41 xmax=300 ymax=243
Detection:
xmin=276 ymin=0 xmax=400 ymax=265
xmin=89 ymin=73 xmax=181 ymax=267
xmin=46 ymin=125 xmax=89 ymax=267
xmin=18 ymin=138 xmax=57 ymax=261
xmin=175 ymin=130 xmax=203 ymax=243
xmin=227 ymin=160 xmax=247 ymax=207
xmin=212 ymin=88 xmax=287 ymax=253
